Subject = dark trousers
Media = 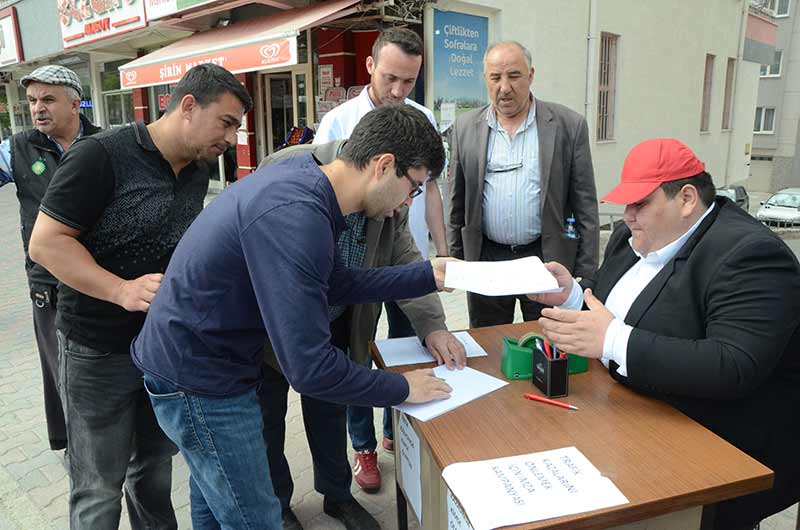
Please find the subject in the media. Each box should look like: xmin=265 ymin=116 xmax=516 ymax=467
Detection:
xmin=345 ymin=300 xmax=414 ymax=448
xmin=467 ymin=237 xmax=546 ymax=328
xmin=703 ymin=467 xmax=800 ymax=530
xmin=31 ymin=291 xmax=67 ymax=450
xmin=58 ymin=331 xmax=177 ymax=530
xmin=261 ymin=364 xmax=353 ymax=509
xmin=260 ymin=311 xmax=354 ymax=509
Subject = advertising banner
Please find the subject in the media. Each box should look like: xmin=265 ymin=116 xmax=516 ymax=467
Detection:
xmin=58 ymin=0 xmax=148 ymax=49
xmin=432 ymin=8 xmax=488 ymax=132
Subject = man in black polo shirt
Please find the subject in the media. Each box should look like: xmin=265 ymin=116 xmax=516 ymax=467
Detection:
xmin=28 ymin=64 xmax=253 ymax=530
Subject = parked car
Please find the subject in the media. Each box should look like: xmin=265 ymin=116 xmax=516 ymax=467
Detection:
xmin=716 ymin=185 xmax=749 ymax=210
xmin=756 ymin=188 xmax=800 ymax=227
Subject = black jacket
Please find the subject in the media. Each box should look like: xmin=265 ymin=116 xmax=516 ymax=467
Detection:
xmin=587 ymin=197 xmax=800 ymax=475
xmin=11 ymin=114 xmax=101 ymax=288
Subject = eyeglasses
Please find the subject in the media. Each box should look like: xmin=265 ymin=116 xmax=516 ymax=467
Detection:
xmin=403 ymin=173 xmax=424 ymax=198
xmin=486 ymin=160 xmax=523 ymax=173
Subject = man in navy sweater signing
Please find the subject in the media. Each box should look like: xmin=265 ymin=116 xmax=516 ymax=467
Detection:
xmin=131 ymin=104 xmax=453 ymax=530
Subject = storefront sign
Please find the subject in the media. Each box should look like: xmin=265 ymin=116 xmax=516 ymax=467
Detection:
xmin=0 ymin=7 xmax=24 ymax=67
xmin=432 ymin=8 xmax=488 ymax=131
xmin=145 ymin=0 xmax=215 ymax=21
xmin=120 ymin=37 xmax=296 ymax=89
xmin=58 ymin=0 xmax=148 ymax=49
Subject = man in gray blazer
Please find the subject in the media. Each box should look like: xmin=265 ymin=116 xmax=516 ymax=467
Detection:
xmin=447 ymin=41 xmax=599 ymax=328
xmin=258 ymin=141 xmax=466 ymax=530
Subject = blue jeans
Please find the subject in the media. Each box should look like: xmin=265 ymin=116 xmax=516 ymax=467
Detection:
xmin=57 ymin=331 xmax=177 ymax=530
xmin=346 ymin=301 xmax=412 ymax=450
xmin=144 ymin=375 xmax=282 ymax=530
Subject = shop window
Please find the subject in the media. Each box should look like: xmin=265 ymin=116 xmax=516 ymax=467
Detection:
xmin=104 ymin=91 xmax=134 ymax=127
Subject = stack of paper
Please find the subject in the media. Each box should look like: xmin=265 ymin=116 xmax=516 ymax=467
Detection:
xmin=442 ymin=447 xmax=629 ymax=530
xmin=394 ymin=365 xmax=508 ymax=422
xmin=376 ymin=331 xmax=487 ymax=367
xmin=444 ymin=256 xmax=563 ymax=296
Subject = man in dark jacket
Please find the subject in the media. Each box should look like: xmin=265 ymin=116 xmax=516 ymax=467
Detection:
xmin=0 ymin=65 xmax=101 ymax=452
xmin=531 ymin=138 xmax=800 ymax=530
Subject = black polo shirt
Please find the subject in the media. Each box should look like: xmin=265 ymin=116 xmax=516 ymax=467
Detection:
xmin=40 ymin=121 xmax=210 ymax=353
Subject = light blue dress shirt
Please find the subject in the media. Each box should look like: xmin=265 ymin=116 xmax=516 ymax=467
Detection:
xmin=482 ymin=97 xmax=541 ymax=246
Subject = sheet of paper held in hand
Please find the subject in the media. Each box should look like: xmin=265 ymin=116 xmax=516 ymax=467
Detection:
xmin=444 ymin=256 xmax=563 ymax=296
xmin=393 ymin=365 xmax=508 ymax=422
xmin=442 ymin=447 xmax=629 ymax=530
xmin=376 ymin=331 xmax=488 ymax=367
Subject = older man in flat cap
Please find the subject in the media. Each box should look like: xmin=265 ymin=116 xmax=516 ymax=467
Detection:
xmin=529 ymin=138 xmax=800 ymax=530
xmin=0 ymin=64 xmax=101 ymax=454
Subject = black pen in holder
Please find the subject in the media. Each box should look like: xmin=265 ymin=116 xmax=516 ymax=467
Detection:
xmin=532 ymin=347 xmax=569 ymax=398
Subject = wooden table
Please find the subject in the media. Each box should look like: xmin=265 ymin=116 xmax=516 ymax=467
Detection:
xmin=371 ymin=321 xmax=773 ymax=530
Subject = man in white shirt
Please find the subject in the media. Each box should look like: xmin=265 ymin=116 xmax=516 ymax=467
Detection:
xmin=530 ymin=138 xmax=800 ymax=530
xmin=314 ymin=27 xmax=449 ymax=493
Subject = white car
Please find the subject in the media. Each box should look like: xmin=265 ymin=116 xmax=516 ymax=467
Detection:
xmin=756 ymin=188 xmax=800 ymax=227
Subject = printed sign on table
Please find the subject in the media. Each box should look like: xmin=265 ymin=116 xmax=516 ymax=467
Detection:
xmin=398 ymin=413 xmax=423 ymax=523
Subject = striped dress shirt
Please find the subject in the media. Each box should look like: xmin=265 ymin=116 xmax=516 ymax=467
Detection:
xmin=482 ymin=99 xmax=541 ymax=245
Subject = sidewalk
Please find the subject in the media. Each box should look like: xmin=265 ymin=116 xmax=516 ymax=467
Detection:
xmin=0 ymin=184 xmax=796 ymax=530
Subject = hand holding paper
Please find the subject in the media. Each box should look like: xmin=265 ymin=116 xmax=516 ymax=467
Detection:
xmin=431 ymin=256 xmax=460 ymax=291
xmin=444 ymin=256 xmax=563 ymax=297
xmin=526 ymin=261 xmax=574 ymax=306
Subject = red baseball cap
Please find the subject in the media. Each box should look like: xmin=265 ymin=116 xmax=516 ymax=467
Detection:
xmin=601 ymin=138 xmax=706 ymax=204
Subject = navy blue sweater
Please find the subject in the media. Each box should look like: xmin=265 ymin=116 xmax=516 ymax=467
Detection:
xmin=132 ymin=154 xmax=435 ymax=404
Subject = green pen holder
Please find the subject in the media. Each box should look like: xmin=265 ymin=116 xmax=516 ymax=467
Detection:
xmin=501 ymin=337 xmax=533 ymax=380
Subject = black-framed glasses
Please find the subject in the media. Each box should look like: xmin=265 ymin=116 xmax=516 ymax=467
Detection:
xmin=403 ymin=173 xmax=424 ymax=198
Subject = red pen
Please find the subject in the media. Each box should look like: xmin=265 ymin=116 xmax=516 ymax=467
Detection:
xmin=542 ymin=341 xmax=553 ymax=359
xmin=524 ymin=392 xmax=579 ymax=411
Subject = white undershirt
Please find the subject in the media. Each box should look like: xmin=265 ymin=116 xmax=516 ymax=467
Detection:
xmin=560 ymin=203 xmax=714 ymax=376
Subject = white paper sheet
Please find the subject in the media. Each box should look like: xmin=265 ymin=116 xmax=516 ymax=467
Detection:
xmin=398 ymin=413 xmax=423 ymax=523
xmin=442 ymin=447 xmax=629 ymax=530
xmin=394 ymin=365 xmax=508 ymax=422
xmin=444 ymin=256 xmax=563 ymax=296
xmin=377 ymin=331 xmax=488 ymax=367
xmin=447 ymin=490 xmax=475 ymax=530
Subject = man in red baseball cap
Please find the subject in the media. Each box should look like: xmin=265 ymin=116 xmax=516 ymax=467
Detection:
xmin=529 ymin=138 xmax=800 ymax=530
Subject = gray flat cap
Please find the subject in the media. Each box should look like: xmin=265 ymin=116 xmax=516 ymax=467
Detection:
xmin=21 ymin=65 xmax=82 ymax=98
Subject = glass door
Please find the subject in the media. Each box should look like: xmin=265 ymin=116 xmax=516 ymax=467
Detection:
xmin=264 ymin=74 xmax=294 ymax=154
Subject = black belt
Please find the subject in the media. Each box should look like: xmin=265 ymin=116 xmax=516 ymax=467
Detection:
xmin=484 ymin=236 xmax=540 ymax=254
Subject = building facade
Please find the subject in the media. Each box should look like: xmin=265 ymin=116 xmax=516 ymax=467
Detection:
xmin=425 ymin=0 xmax=772 ymax=214
xmin=751 ymin=0 xmax=800 ymax=192
xmin=0 ymin=0 xmax=776 ymax=201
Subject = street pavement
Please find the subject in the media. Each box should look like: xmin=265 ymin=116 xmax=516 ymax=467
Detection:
xmin=1 ymin=183 xmax=797 ymax=529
